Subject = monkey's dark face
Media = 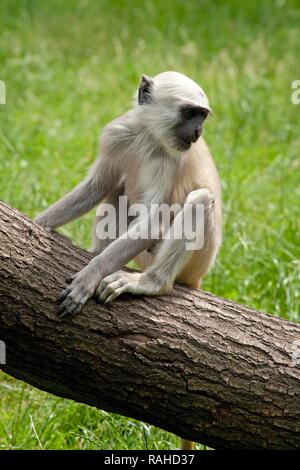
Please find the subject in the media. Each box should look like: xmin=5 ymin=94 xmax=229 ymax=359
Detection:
xmin=174 ymin=104 xmax=208 ymax=151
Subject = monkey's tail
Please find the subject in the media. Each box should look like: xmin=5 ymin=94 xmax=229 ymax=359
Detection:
xmin=180 ymin=439 xmax=194 ymax=450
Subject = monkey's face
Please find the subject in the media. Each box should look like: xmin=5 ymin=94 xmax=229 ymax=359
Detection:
xmin=173 ymin=104 xmax=208 ymax=151
xmin=137 ymin=71 xmax=211 ymax=154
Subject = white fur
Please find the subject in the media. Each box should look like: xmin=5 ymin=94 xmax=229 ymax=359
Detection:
xmin=35 ymin=71 xmax=221 ymax=319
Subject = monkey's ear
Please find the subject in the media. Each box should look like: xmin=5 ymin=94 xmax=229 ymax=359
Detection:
xmin=138 ymin=75 xmax=154 ymax=105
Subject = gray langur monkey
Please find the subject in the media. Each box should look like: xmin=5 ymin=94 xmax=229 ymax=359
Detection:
xmin=35 ymin=71 xmax=222 ymax=450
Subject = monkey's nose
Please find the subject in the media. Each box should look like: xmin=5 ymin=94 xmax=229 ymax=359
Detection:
xmin=191 ymin=127 xmax=202 ymax=142
xmin=192 ymin=127 xmax=201 ymax=142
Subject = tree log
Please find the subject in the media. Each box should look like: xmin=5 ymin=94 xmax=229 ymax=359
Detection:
xmin=0 ymin=201 xmax=299 ymax=449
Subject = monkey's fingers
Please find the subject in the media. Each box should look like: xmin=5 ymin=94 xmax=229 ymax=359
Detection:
xmin=57 ymin=287 xmax=71 ymax=302
xmin=57 ymin=286 xmax=88 ymax=319
xmin=58 ymin=301 xmax=83 ymax=319
xmin=58 ymin=298 xmax=84 ymax=319
xmin=57 ymin=295 xmax=75 ymax=318
xmin=66 ymin=273 xmax=78 ymax=284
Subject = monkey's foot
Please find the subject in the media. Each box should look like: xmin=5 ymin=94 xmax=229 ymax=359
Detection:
xmin=96 ymin=270 xmax=167 ymax=304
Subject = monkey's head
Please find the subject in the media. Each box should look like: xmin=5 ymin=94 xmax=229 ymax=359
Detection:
xmin=137 ymin=71 xmax=211 ymax=154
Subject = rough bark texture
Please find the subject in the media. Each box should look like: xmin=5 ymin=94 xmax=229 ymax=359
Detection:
xmin=0 ymin=201 xmax=300 ymax=449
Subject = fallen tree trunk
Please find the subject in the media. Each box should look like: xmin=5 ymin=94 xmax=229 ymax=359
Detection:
xmin=0 ymin=201 xmax=299 ymax=449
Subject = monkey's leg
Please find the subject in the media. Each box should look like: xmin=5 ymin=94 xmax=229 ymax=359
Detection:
xmin=34 ymin=178 xmax=105 ymax=230
xmin=97 ymin=188 xmax=216 ymax=302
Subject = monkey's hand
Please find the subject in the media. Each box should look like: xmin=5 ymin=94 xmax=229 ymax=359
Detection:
xmin=34 ymin=213 xmax=53 ymax=230
xmin=96 ymin=270 xmax=170 ymax=304
xmin=58 ymin=263 xmax=103 ymax=319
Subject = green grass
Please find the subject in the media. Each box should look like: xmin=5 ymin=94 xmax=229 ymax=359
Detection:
xmin=0 ymin=0 xmax=300 ymax=450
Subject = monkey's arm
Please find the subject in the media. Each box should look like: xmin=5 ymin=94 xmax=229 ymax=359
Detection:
xmin=34 ymin=178 xmax=103 ymax=229
xmin=34 ymin=154 xmax=119 ymax=229
xmin=58 ymin=215 xmax=158 ymax=318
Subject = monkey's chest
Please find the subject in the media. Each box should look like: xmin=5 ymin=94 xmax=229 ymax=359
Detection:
xmin=125 ymin=159 xmax=187 ymax=206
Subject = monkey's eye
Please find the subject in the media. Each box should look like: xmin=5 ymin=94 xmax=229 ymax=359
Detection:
xmin=181 ymin=106 xmax=208 ymax=120
xmin=199 ymin=109 xmax=209 ymax=120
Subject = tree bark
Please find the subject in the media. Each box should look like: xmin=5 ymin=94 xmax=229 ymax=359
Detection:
xmin=0 ymin=201 xmax=299 ymax=449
